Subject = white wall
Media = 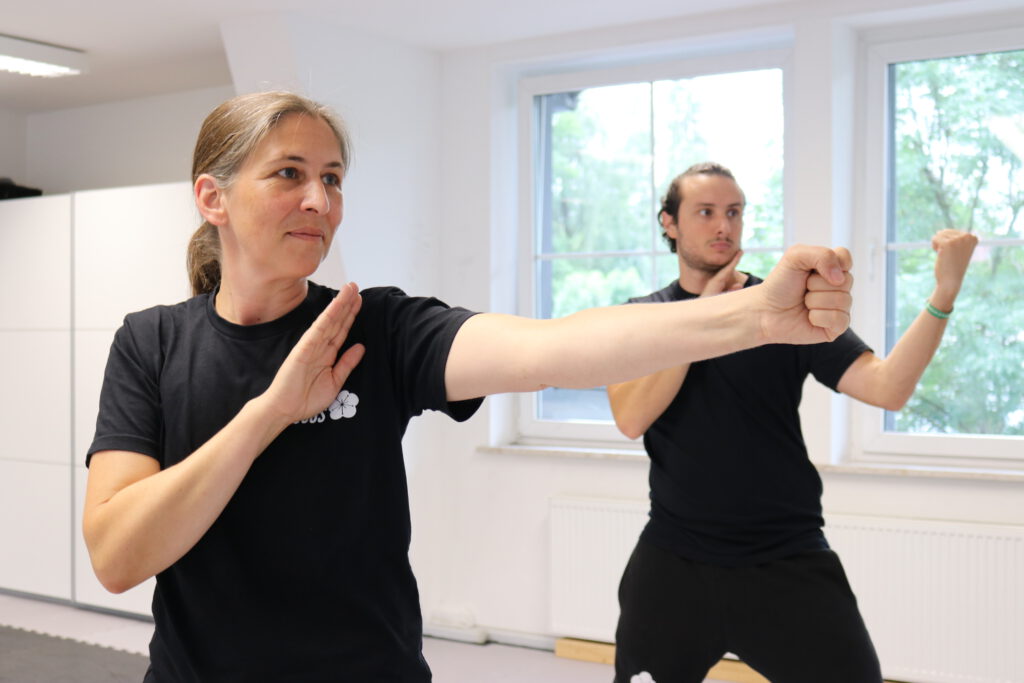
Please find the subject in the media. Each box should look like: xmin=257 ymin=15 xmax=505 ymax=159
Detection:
xmin=431 ymin=0 xmax=1024 ymax=642
xmin=5 ymin=10 xmax=450 ymax=618
xmin=0 ymin=107 xmax=27 ymax=185
xmin=7 ymin=0 xmax=1023 ymax=667
xmin=25 ymin=86 xmax=234 ymax=195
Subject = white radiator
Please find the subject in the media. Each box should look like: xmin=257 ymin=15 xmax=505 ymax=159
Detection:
xmin=825 ymin=514 xmax=1024 ymax=683
xmin=548 ymin=496 xmax=648 ymax=642
xmin=548 ymin=497 xmax=1024 ymax=683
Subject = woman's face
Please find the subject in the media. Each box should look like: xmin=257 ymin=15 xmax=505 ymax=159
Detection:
xmin=216 ymin=112 xmax=345 ymax=283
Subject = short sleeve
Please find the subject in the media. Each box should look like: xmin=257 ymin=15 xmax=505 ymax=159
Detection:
xmin=87 ymin=314 xmax=164 ymax=466
xmin=372 ymin=288 xmax=483 ymax=422
xmin=808 ymin=328 xmax=873 ymax=392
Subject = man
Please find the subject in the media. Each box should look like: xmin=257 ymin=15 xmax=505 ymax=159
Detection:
xmin=607 ymin=162 xmax=977 ymax=683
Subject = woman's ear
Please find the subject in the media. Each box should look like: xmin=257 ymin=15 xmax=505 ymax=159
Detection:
xmin=194 ymin=174 xmax=227 ymax=227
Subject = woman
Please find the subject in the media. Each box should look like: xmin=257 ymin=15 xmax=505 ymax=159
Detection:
xmin=83 ymin=91 xmax=852 ymax=682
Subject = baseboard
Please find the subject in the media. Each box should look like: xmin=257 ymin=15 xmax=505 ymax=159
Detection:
xmin=422 ymin=622 xmax=488 ymax=644
xmin=553 ymin=638 xmax=903 ymax=683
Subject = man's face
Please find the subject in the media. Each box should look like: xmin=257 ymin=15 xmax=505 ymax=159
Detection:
xmin=663 ymin=174 xmax=745 ymax=274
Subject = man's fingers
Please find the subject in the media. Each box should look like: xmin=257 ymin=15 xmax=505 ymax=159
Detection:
xmin=702 ymin=250 xmax=743 ymax=296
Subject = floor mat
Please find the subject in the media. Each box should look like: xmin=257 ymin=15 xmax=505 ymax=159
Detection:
xmin=0 ymin=624 xmax=148 ymax=683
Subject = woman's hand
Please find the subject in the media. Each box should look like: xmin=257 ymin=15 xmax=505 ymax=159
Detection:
xmin=261 ymin=282 xmax=365 ymax=425
xmin=758 ymin=244 xmax=853 ymax=345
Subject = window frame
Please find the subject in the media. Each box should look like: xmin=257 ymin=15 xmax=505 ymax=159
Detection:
xmin=852 ymin=24 xmax=1024 ymax=470
xmin=515 ymin=48 xmax=791 ymax=446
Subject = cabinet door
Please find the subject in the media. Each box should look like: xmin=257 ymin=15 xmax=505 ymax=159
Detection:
xmin=0 ymin=194 xmax=71 ymax=328
xmin=0 ymin=461 xmax=72 ymax=599
xmin=0 ymin=195 xmax=73 ymax=600
xmin=73 ymin=182 xmax=195 ymax=329
xmin=72 ymin=182 xmax=194 ymax=615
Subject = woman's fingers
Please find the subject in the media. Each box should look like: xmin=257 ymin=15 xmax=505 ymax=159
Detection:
xmin=332 ymin=343 xmax=366 ymax=385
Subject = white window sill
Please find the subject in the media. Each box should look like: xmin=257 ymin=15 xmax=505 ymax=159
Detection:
xmin=477 ymin=443 xmax=645 ymax=462
xmin=480 ymin=444 xmax=1024 ymax=482
xmin=818 ymin=462 xmax=1024 ymax=483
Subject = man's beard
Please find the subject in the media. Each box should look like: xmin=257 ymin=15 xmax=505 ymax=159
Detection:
xmin=680 ymin=245 xmax=733 ymax=275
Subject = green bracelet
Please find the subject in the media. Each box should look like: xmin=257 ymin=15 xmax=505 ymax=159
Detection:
xmin=925 ymin=300 xmax=952 ymax=319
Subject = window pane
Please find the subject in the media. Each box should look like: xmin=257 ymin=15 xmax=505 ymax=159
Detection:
xmin=735 ymin=250 xmax=783 ymax=281
xmin=885 ymin=246 xmax=1024 ymax=435
xmin=891 ymin=50 xmax=1024 ymax=243
xmin=654 ymin=252 xmax=679 ymax=285
xmin=532 ymin=67 xmax=785 ymax=429
xmin=537 ymin=255 xmax=651 ymax=422
xmin=543 ymin=83 xmax=653 ymax=255
xmin=653 ymin=69 xmax=784 ymax=249
xmin=545 ymin=255 xmax=652 ymax=319
xmin=888 ymin=49 xmax=1024 ymax=436
xmin=538 ymin=387 xmax=613 ymax=422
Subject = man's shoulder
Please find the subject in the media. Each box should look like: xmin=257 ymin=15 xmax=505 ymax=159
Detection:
xmin=628 ymin=281 xmax=685 ymax=304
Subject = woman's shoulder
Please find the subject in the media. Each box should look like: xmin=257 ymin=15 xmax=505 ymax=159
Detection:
xmin=118 ymin=294 xmax=209 ymax=340
xmin=123 ymin=294 xmax=206 ymax=321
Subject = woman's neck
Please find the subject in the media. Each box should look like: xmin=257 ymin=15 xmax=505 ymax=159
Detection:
xmin=215 ymin=276 xmax=309 ymax=326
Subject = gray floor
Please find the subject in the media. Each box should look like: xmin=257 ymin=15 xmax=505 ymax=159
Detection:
xmin=0 ymin=593 xmax=617 ymax=682
xmin=0 ymin=593 xmax=730 ymax=682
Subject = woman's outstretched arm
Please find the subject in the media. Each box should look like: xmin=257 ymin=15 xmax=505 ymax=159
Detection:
xmin=445 ymin=244 xmax=852 ymax=401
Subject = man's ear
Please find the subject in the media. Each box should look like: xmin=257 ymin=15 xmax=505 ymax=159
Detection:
xmin=660 ymin=210 xmax=679 ymax=240
xmin=195 ymin=174 xmax=227 ymax=227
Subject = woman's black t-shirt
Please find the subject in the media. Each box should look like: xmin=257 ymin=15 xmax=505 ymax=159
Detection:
xmin=88 ymin=283 xmax=482 ymax=682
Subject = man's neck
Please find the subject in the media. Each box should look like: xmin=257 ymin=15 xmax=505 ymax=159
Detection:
xmin=677 ymin=261 xmax=715 ymax=295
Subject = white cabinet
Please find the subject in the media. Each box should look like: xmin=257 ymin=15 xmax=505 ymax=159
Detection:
xmin=0 ymin=195 xmax=71 ymax=329
xmin=70 ymin=182 xmax=196 ymax=615
xmin=0 ymin=460 xmax=72 ymax=599
xmin=0 ymin=183 xmax=194 ymax=614
xmin=0 ymin=195 xmax=72 ymax=600
xmin=72 ymin=183 xmax=196 ymax=330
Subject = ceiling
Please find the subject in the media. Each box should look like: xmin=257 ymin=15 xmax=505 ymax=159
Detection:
xmin=2 ymin=0 xmax=780 ymax=113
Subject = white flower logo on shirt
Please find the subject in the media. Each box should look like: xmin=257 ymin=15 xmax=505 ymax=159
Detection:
xmin=328 ymin=390 xmax=359 ymax=420
xmin=630 ymin=673 xmax=656 ymax=683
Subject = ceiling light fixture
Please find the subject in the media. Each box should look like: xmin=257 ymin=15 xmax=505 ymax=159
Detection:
xmin=0 ymin=33 xmax=87 ymax=78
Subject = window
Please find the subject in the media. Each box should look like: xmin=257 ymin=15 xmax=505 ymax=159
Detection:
xmin=520 ymin=61 xmax=785 ymax=442
xmin=860 ymin=28 xmax=1024 ymax=466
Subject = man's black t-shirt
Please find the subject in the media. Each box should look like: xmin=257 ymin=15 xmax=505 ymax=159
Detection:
xmin=88 ymin=283 xmax=482 ymax=682
xmin=629 ymin=276 xmax=870 ymax=567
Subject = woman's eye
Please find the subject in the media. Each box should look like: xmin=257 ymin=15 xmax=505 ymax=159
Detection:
xmin=277 ymin=167 xmax=300 ymax=180
xmin=323 ymin=173 xmax=341 ymax=187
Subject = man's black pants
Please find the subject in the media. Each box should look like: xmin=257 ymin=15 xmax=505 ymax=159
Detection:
xmin=613 ymin=539 xmax=883 ymax=683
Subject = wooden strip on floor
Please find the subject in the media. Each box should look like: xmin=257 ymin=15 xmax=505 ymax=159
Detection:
xmin=554 ymin=638 xmax=903 ymax=683
xmin=554 ymin=637 xmax=615 ymax=666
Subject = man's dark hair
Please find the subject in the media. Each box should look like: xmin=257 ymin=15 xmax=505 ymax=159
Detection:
xmin=659 ymin=162 xmax=737 ymax=253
